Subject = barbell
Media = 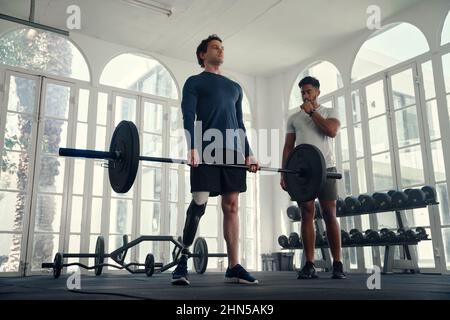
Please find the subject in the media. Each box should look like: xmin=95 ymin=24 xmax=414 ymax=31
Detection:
xmin=42 ymin=236 xmax=225 ymax=278
xmin=59 ymin=121 xmax=342 ymax=203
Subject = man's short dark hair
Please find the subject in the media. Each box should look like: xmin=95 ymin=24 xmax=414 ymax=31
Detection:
xmin=196 ymin=34 xmax=222 ymax=68
xmin=298 ymin=76 xmax=320 ymax=89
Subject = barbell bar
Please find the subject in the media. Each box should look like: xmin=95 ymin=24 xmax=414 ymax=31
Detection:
xmin=59 ymin=149 xmax=342 ymax=177
xmin=59 ymin=121 xmax=342 ymax=202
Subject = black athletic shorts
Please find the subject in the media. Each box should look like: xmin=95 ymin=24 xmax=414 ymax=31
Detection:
xmin=190 ymin=149 xmax=247 ymax=197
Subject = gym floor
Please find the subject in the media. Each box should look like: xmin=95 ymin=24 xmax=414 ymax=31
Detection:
xmin=1 ymin=272 xmax=449 ymax=300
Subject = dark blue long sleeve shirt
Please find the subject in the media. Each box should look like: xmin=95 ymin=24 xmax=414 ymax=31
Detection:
xmin=181 ymin=71 xmax=252 ymax=157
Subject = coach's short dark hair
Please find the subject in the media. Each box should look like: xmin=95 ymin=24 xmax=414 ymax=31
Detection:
xmin=196 ymin=34 xmax=222 ymax=68
xmin=298 ymin=76 xmax=320 ymax=89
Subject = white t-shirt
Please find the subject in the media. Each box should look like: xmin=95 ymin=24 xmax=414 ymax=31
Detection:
xmin=286 ymin=105 xmax=339 ymax=168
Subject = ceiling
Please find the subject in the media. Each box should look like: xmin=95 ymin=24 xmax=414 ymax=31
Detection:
xmin=0 ymin=0 xmax=423 ymax=76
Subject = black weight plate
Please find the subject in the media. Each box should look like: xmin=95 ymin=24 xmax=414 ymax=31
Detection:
xmin=53 ymin=252 xmax=63 ymax=279
xmin=95 ymin=236 xmax=105 ymax=276
xmin=283 ymin=144 xmax=326 ymax=203
xmin=145 ymin=253 xmax=155 ymax=277
xmin=193 ymin=237 xmax=208 ymax=274
xmin=109 ymin=121 xmax=140 ymax=193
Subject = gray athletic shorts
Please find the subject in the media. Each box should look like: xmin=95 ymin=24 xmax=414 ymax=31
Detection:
xmin=316 ymin=167 xmax=338 ymax=201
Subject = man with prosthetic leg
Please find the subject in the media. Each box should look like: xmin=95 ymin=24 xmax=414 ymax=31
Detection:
xmin=172 ymin=35 xmax=259 ymax=286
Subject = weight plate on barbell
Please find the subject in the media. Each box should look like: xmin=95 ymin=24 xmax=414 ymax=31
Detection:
xmin=95 ymin=236 xmax=105 ymax=276
xmin=109 ymin=121 xmax=140 ymax=194
xmin=53 ymin=252 xmax=63 ymax=279
xmin=193 ymin=237 xmax=208 ymax=274
xmin=283 ymin=144 xmax=326 ymax=203
xmin=145 ymin=253 xmax=155 ymax=277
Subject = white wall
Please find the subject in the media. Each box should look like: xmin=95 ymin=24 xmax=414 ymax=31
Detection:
xmin=255 ymin=0 xmax=450 ymax=255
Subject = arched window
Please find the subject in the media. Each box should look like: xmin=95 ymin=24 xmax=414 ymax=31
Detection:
xmin=0 ymin=28 xmax=90 ymax=81
xmin=100 ymin=53 xmax=178 ymax=99
xmin=289 ymin=61 xmax=343 ymax=110
xmin=441 ymin=11 xmax=450 ymax=46
xmin=352 ymin=23 xmax=429 ymax=82
xmin=0 ymin=28 xmax=91 ymax=274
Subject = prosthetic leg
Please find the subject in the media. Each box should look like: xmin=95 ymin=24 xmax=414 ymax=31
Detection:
xmin=181 ymin=200 xmax=207 ymax=249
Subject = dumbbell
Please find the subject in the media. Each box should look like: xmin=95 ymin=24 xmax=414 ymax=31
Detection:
xmin=372 ymin=192 xmax=392 ymax=210
xmin=287 ymin=206 xmax=301 ymax=221
xmin=289 ymin=232 xmax=301 ymax=248
xmin=345 ymin=196 xmax=362 ymax=214
xmin=380 ymin=228 xmax=397 ymax=243
xmin=405 ymin=229 xmax=419 ymax=242
xmin=404 ymin=227 xmax=429 ymax=241
xmin=404 ymin=188 xmax=426 ymax=206
xmin=396 ymin=228 xmax=407 ymax=242
xmin=337 ymin=198 xmax=347 ymax=216
xmin=415 ymin=227 xmax=429 ymax=240
xmin=388 ymin=190 xmax=397 ymax=197
xmin=391 ymin=191 xmax=409 ymax=208
xmin=365 ymin=229 xmax=381 ymax=243
xmin=349 ymin=229 xmax=364 ymax=244
xmin=278 ymin=235 xmax=290 ymax=248
xmin=341 ymin=230 xmax=351 ymax=245
xmin=422 ymin=186 xmax=437 ymax=203
xmin=358 ymin=194 xmax=378 ymax=212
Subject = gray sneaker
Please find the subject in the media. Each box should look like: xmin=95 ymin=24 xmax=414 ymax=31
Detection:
xmin=297 ymin=261 xmax=319 ymax=279
xmin=331 ymin=261 xmax=346 ymax=279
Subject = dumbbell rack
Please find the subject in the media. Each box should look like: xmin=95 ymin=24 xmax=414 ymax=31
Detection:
xmin=283 ymin=200 xmax=437 ymax=274
xmin=338 ymin=200 xmax=438 ymax=274
xmin=336 ymin=202 xmax=438 ymax=218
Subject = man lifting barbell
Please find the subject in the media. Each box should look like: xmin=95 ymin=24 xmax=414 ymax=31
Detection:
xmin=281 ymin=76 xmax=346 ymax=280
xmin=173 ymin=34 xmax=260 ymax=285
